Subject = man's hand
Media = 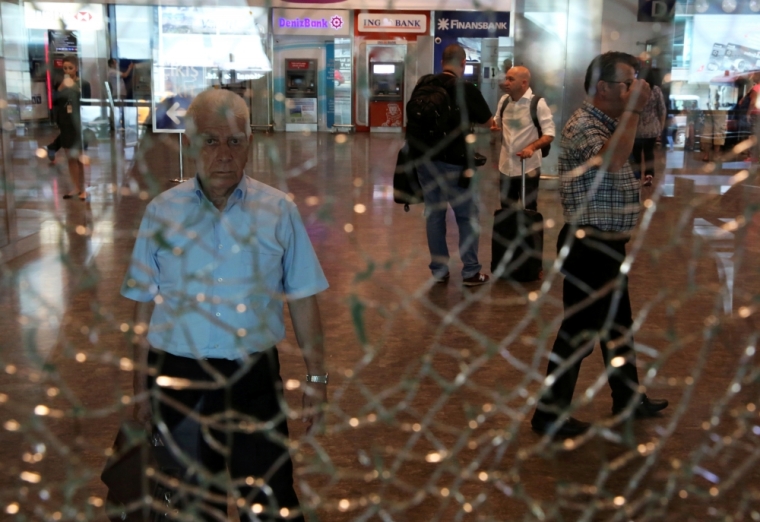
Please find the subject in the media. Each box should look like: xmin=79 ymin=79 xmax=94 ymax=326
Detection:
xmin=643 ymin=174 xmax=653 ymax=187
xmin=302 ymin=384 xmax=327 ymax=435
xmin=516 ymin=146 xmax=535 ymax=159
xmin=622 ymin=79 xmax=651 ymax=114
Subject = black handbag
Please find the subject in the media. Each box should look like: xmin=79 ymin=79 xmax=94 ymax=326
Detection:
xmin=393 ymin=142 xmax=424 ymax=212
xmin=101 ymin=421 xmax=185 ymax=521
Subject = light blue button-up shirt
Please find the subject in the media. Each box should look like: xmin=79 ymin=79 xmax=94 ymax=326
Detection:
xmin=121 ymin=175 xmax=329 ymax=360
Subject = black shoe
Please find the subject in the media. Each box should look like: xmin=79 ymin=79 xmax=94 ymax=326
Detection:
xmin=613 ymin=395 xmax=668 ymax=418
xmin=434 ymin=273 xmax=450 ymax=284
xmin=462 ymin=272 xmax=490 ymax=287
xmin=531 ymin=415 xmax=590 ymax=438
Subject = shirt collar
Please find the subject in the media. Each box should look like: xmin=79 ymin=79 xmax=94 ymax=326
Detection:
xmin=193 ymin=174 xmax=247 ymax=207
xmin=515 ymin=87 xmax=533 ymax=103
xmin=582 ymin=101 xmax=618 ymax=131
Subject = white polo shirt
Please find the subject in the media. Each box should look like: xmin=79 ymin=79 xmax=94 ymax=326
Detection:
xmin=495 ymin=88 xmax=556 ymax=177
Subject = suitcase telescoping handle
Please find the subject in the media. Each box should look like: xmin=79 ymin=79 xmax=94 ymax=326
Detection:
xmin=521 ymin=158 xmax=526 ymax=210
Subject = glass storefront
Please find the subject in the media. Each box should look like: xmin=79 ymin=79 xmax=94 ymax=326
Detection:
xmin=2 ymin=1 xmax=760 ymax=520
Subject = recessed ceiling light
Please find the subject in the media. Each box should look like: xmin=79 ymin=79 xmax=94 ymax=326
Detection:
xmin=695 ymin=0 xmax=710 ymax=13
xmin=721 ymin=0 xmax=737 ymax=12
xmin=750 ymin=0 xmax=760 ymax=12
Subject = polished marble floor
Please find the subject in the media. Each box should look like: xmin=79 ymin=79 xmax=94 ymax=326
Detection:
xmin=1 ymin=129 xmax=759 ymax=521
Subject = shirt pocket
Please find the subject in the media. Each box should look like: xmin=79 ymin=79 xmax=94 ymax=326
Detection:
xmin=234 ymin=246 xmax=282 ymax=293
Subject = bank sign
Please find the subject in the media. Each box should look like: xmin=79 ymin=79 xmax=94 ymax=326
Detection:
xmin=273 ymin=9 xmax=350 ymax=36
xmin=434 ymin=11 xmax=510 ymax=38
xmin=357 ymin=13 xmax=428 ymax=34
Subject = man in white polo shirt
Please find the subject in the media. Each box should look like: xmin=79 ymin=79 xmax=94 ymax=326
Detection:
xmin=494 ymin=66 xmax=555 ymax=211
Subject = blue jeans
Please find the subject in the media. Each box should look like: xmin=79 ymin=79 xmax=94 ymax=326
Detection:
xmin=416 ymin=160 xmax=482 ymax=279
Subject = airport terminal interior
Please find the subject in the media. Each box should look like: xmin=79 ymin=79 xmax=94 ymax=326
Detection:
xmin=1 ymin=0 xmax=760 ymax=520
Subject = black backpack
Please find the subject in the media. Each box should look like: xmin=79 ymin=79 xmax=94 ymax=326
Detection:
xmin=406 ymin=74 xmax=456 ymax=143
xmin=497 ymin=95 xmax=551 ymax=157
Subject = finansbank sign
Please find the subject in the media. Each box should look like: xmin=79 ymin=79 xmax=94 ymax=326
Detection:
xmin=434 ymin=10 xmax=510 ymax=38
xmin=273 ymin=8 xmax=350 ymax=36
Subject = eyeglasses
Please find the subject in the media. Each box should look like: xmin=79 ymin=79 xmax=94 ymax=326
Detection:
xmin=602 ymin=79 xmax=634 ymax=90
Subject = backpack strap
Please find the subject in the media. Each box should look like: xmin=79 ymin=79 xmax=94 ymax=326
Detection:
xmin=530 ymin=95 xmax=543 ymax=139
xmin=498 ymin=96 xmax=510 ymax=124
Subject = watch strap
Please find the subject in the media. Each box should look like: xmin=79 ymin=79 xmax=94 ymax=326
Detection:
xmin=305 ymin=374 xmax=328 ymax=384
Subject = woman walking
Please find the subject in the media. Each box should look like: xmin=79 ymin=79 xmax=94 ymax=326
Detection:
xmin=54 ymin=57 xmax=90 ymax=200
xmin=632 ymin=70 xmax=666 ymax=186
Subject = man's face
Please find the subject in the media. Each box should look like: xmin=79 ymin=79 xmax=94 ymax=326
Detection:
xmin=503 ymin=68 xmax=525 ymax=98
xmin=190 ymin=108 xmax=251 ymax=194
xmin=603 ymin=63 xmax=637 ymax=113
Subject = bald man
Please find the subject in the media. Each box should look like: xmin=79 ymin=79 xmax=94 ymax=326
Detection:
xmin=122 ymin=88 xmax=328 ymax=521
xmin=493 ymin=66 xmax=555 ymax=211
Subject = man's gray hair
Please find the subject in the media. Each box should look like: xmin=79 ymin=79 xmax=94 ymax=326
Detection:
xmin=186 ymin=88 xmax=251 ymax=137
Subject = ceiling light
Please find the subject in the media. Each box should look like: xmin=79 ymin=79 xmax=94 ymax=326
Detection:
xmin=721 ymin=0 xmax=737 ymax=12
xmin=749 ymin=0 xmax=760 ymax=12
xmin=694 ymin=0 xmax=710 ymax=13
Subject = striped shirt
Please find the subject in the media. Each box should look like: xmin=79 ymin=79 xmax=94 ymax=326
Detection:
xmin=558 ymin=102 xmax=640 ymax=233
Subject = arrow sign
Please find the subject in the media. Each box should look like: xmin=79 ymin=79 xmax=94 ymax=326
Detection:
xmin=153 ymin=94 xmax=193 ymax=133
xmin=166 ymin=102 xmax=187 ymax=125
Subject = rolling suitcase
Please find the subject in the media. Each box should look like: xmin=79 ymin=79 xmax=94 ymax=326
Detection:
xmin=491 ymin=159 xmax=544 ymax=282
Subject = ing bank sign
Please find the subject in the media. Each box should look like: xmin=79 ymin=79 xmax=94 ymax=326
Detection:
xmin=357 ymin=13 xmax=428 ymax=34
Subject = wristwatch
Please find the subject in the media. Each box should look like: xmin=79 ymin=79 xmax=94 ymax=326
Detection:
xmin=305 ymin=374 xmax=329 ymax=385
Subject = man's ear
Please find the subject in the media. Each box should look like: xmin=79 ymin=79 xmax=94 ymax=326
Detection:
xmin=594 ymin=80 xmax=606 ymax=97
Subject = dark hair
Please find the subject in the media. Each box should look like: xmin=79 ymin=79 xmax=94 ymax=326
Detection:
xmin=61 ymin=56 xmax=77 ymax=66
xmin=584 ymin=52 xmax=639 ymax=95
xmin=108 ymin=58 xmax=117 ymax=68
xmin=442 ymin=44 xmax=466 ymax=66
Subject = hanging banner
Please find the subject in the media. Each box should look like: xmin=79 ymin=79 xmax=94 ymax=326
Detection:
xmin=434 ymin=11 xmax=510 ymax=38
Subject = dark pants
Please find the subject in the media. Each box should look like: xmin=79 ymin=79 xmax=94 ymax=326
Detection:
xmin=632 ymin=137 xmax=657 ymax=179
xmin=147 ymin=349 xmax=304 ymax=522
xmin=499 ymin=169 xmax=539 ymax=212
xmin=48 ymin=134 xmax=61 ymax=153
xmin=534 ymin=225 xmax=640 ymax=419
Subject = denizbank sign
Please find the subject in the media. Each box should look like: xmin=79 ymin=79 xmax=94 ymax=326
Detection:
xmin=434 ymin=11 xmax=510 ymax=38
xmin=273 ymin=9 xmax=350 ymax=36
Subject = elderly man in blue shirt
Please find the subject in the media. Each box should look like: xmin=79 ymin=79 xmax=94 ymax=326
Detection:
xmin=121 ymin=88 xmax=328 ymax=521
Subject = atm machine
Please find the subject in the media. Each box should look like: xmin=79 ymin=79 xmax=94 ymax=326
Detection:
xmin=284 ymin=59 xmax=318 ymax=132
xmin=463 ymin=61 xmax=481 ymax=89
xmin=47 ymin=30 xmax=79 ymax=111
xmin=369 ymin=62 xmax=404 ymax=130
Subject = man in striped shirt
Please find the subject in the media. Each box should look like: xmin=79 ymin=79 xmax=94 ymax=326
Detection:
xmin=531 ymin=52 xmax=668 ymax=438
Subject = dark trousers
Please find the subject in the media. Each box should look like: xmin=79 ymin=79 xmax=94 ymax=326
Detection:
xmin=48 ymin=134 xmax=61 ymax=153
xmin=147 ymin=349 xmax=304 ymax=522
xmin=499 ymin=169 xmax=539 ymax=211
xmin=534 ymin=224 xmax=640 ymax=418
xmin=632 ymin=137 xmax=657 ymax=179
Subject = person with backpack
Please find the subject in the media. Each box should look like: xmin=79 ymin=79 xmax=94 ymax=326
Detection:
xmin=406 ymin=44 xmax=494 ymax=287
xmin=493 ymin=66 xmax=555 ymax=211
